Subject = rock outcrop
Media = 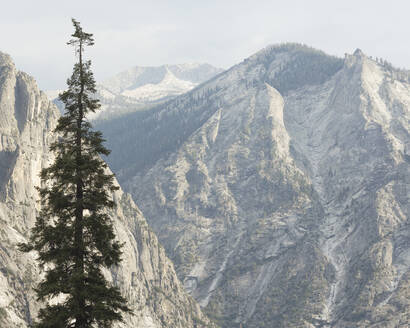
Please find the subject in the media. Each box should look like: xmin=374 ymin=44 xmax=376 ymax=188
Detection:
xmin=101 ymin=44 xmax=410 ymax=327
xmin=0 ymin=52 xmax=213 ymax=327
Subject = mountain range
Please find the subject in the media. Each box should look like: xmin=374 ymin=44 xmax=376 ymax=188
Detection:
xmin=0 ymin=42 xmax=409 ymax=328
xmin=46 ymin=63 xmax=223 ymax=121
xmin=97 ymin=44 xmax=410 ymax=328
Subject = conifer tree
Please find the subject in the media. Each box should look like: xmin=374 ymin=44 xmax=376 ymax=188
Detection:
xmin=20 ymin=19 xmax=131 ymax=328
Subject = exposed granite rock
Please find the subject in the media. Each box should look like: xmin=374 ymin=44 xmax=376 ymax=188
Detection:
xmin=104 ymin=44 xmax=409 ymax=327
xmin=0 ymin=52 xmax=213 ymax=328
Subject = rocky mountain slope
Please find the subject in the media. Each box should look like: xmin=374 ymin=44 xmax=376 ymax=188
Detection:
xmin=47 ymin=63 xmax=223 ymax=121
xmin=0 ymin=52 xmax=213 ymax=327
xmin=100 ymin=44 xmax=410 ymax=327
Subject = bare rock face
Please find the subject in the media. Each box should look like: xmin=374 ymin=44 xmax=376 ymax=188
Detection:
xmin=0 ymin=52 xmax=212 ymax=328
xmin=101 ymin=44 xmax=410 ymax=327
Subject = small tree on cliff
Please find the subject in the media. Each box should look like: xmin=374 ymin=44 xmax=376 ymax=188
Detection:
xmin=20 ymin=19 xmax=131 ymax=327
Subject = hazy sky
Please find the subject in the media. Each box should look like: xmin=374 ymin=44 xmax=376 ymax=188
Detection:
xmin=2 ymin=0 xmax=409 ymax=90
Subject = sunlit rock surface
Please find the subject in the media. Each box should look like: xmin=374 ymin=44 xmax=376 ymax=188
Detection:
xmin=102 ymin=44 xmax=410 ymax=327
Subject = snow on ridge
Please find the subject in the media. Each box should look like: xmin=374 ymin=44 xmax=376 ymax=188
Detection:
xmin=121 ymin=68 xmax=197 ymax=101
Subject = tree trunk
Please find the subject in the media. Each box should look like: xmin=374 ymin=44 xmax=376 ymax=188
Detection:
xmin=74 ymin=40 xmax=86 ymax=328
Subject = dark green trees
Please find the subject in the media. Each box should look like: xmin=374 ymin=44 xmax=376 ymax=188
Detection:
xmin=20 ymin=19 xmax=131 ymax=327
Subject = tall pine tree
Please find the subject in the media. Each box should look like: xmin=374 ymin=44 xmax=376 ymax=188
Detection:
xmin=20 ymin=19 xmax=131 ymax=327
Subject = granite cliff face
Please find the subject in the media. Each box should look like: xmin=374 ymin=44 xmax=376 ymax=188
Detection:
xmin=101 ymin=44 xmax=410 ymax=327
xmin=0 ymin=52 xmax=212 ymax=327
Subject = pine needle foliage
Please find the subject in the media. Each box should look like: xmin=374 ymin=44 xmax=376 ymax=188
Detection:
xmin=20 ymin=19 xmax=131 ymax=328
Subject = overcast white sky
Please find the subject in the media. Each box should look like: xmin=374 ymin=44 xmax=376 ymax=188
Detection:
xmin=1 ymin=0 xmax=409 ymax=90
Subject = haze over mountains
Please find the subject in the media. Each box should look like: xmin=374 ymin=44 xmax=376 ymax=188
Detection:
xmin=0 ymin=42 xmax=409 ymax=328
xmin=97 ymin=44 xmax=410 ymax=327
xmin=46 ymin=63 xmax=223 ymax=121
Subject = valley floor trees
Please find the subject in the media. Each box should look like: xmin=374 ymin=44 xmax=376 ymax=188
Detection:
xmin=20 ymin=19 xmax=131 ymax=328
